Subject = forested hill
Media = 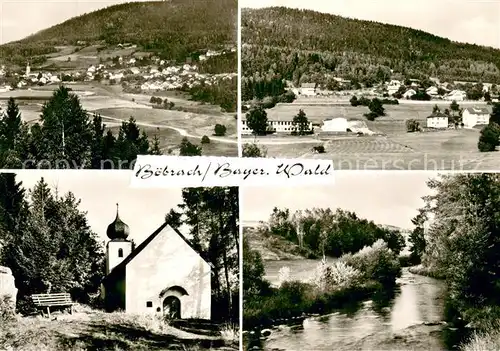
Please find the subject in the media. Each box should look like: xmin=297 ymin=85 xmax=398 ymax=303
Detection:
xmin=242 ymin=6 xmax=500 ymax=85
xmin=1 ymin=0 xmax=237 ymax=63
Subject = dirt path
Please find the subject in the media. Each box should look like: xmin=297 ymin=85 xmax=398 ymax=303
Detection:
xmin=100 ymin=115 xmax=237 ymax=144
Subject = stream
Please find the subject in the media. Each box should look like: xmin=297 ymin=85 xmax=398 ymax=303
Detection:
xmin=247 ymin=260 xmax=466 ymax=351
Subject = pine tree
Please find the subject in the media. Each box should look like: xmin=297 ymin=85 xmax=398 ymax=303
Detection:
xmin=0 ymin=98 xmax=22 ymax=151
xmin=1 ymin=178 xmax=105 ymax=312
xmin=39 ymin=86 xmax=93 ymax=167
xmin=179 ymin=137 xmax=202 ymax=156
xmin=149 ymin=132 xmax=162 ymax=155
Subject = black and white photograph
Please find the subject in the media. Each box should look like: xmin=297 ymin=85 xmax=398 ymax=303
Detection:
xmin=242 ymin=172 xmax=500 ymax=351
xmin=0 ymin=171 xmax=239 ymax=350
xmin=0 ymin=0 xmax=237 ymax=170
xmin=240 ymin=0 xmax=500 ymax=171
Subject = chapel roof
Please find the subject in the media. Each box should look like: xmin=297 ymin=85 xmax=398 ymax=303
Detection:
xmin=102 ymin=221 xmax=212 ymax=284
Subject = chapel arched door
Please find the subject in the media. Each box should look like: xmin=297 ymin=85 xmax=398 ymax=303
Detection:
xmin=163 ymin=296 xmax=181 ymax=319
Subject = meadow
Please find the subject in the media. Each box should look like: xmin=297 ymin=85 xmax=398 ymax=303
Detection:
xmin=0 ymin=83 xmax=237 ymax=157
xmin=249 ymin=100 xmax=499 ymax=170
xmin=0 ymin=303 xmax=238 ymax=351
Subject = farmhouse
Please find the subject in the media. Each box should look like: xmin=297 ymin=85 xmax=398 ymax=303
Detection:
xmin=426 ymin=86 xmax=438 ymax=96
xmin=322 ymin=117 xmax=348 ymax=132
xmin=462 ymin=107 xmax=490 ymax=128
xmin=101 ymin=205 xmax=211 ymax=319
xmin=240 ymin=119 xmax=313 ymax=134
xmin=445 ymin=90 xmax=466 ymax=101
xmin=403 ymin=89 xmax=416 ymax=99
xmin=299 ymin=83 xmax=317 ymax=96
xmin=387 ymin=80 xmax=401 ymax=95
xmin=426 ymin=113 xmax=449 ymax=129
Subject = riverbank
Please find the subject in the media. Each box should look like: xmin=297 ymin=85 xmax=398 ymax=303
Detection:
xmin=244 ymin=279 xmax=383 ymax=330
xmin=408 ymin=264 xmax=500 ymax=351
xmin=408 ymin=264 xmax=446 ymax=279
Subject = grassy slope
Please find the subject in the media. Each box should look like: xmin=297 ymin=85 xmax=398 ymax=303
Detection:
xmin=243 ymin=226 xmax=315 ymax=261
xmin=0 ymin=306 xmax=238 ymax=351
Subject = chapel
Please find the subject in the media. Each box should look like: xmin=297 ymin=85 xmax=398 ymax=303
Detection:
xmin=101 ymin=204 xmax=211 ymax=319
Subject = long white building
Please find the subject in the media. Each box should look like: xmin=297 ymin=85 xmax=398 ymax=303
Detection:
xmin=241 ymin=119 xmax=313 ymax=135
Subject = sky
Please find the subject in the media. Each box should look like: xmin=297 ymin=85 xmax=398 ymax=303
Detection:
xmin=11 ymin=170 xmax=183 ymax=245
xmin=241 ymin=171 xmax=441 ymax=229
xmin=242 ymin=0 xmax=500 ymax=49
xmin=1 ymin=1 xmax=498 ymax=48
xmin=0 ymin=0 xmax=151 ymax=44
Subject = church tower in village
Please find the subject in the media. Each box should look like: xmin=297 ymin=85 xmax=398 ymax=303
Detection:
xmin=25 ymin=61 xmax=30 ymax=77
xmin=106 ymin=204 xmax=133 ymax=274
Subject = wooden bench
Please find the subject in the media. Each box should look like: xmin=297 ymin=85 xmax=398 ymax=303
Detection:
xmin=31 ymin=293 xmax=74 ymax=318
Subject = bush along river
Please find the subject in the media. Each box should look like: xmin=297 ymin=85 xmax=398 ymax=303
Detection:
xmin=245 ymin=265 xmax=468 ymax=351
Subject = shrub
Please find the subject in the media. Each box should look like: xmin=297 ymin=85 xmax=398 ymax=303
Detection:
xmin=277 ymin=266 xmax=291 ymax=287
xmin=201 ymin=135 xmax=210 ymax=144
xmin=406 ymin=119 xmax=420 ymax=132
xmin=0 ymin=295 xmax=16 ymax=325
xmin=342 ymin=239 xmax=401 ymax=286
xmin=242 ymin=143 xmax=267 ymax=157
xmin=313 ymin=145 xmax=325 ymax=153
xmin=311 ymin=260 xmax=361 ymax=292
xmin=214 ymin=124 xmax=227 ymax=136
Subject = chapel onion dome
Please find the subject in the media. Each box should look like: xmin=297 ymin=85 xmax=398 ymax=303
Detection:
xmin=107 ymin=203 xmax=130 ymax=240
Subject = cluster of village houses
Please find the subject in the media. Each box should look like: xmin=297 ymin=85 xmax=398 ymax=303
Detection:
xmin=0 ymin=46 xmax=236 ymax=94
xmin=292 ymin=78 xmax=498 ymax=102
xmin=241 ymin=77 xmax=498 ymax=135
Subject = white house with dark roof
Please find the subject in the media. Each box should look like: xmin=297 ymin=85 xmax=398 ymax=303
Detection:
xmin=101 ymin=205 xmax=211 ymax=319
xmin=426 ymin=113 xmax=449 ymax=129
xmin=322 ymin=117 xmax=348 ymax=132
xmin=462 ymin=107 xmax=490 ymax=128
xmin=445 ymin=90 xmax=467 ymax=101
xmin=299 ymin=83 xmax=317 ymax=96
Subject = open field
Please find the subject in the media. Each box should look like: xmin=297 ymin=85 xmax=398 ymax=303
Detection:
xmin=245 ymin=101 xmax=500 ymax=170
xmin=0 ymin=83 xmax=237 ymax=156
xmin=1 ymin=305 xmax=238 ymax=351
xmin=266 ymin=100 xmax=490 ymax=122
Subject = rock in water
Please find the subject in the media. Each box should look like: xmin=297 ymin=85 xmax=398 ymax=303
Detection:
xmin=0 ymin=266 xmax=17 ymax=309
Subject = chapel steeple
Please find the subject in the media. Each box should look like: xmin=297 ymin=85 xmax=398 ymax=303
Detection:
xmin=106 ymin=203 xmax=130 ymax=240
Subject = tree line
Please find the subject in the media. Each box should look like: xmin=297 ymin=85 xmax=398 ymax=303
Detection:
xmin=408 ymin=174 xmax=500 ymax=335
xmin=0 ymin=174 xmax=239 ymax=322
xmin=262 ymin=207 xmax=405 ymax=258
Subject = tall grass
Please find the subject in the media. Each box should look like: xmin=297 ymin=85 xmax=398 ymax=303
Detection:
xmin=461 ymin=329 xmax=500 ymax=351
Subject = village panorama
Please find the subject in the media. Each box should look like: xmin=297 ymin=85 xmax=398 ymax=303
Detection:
xmin=0 ymin=0 xmax=237 ymax=169
xmin=241 ymin=6 xmax=500 ymax=171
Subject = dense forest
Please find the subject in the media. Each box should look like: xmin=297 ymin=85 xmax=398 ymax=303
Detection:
xmin=242 ymin=7 xmax=500 ymax=99
xmin=0 ymin=0 xmax=237 ymax=64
